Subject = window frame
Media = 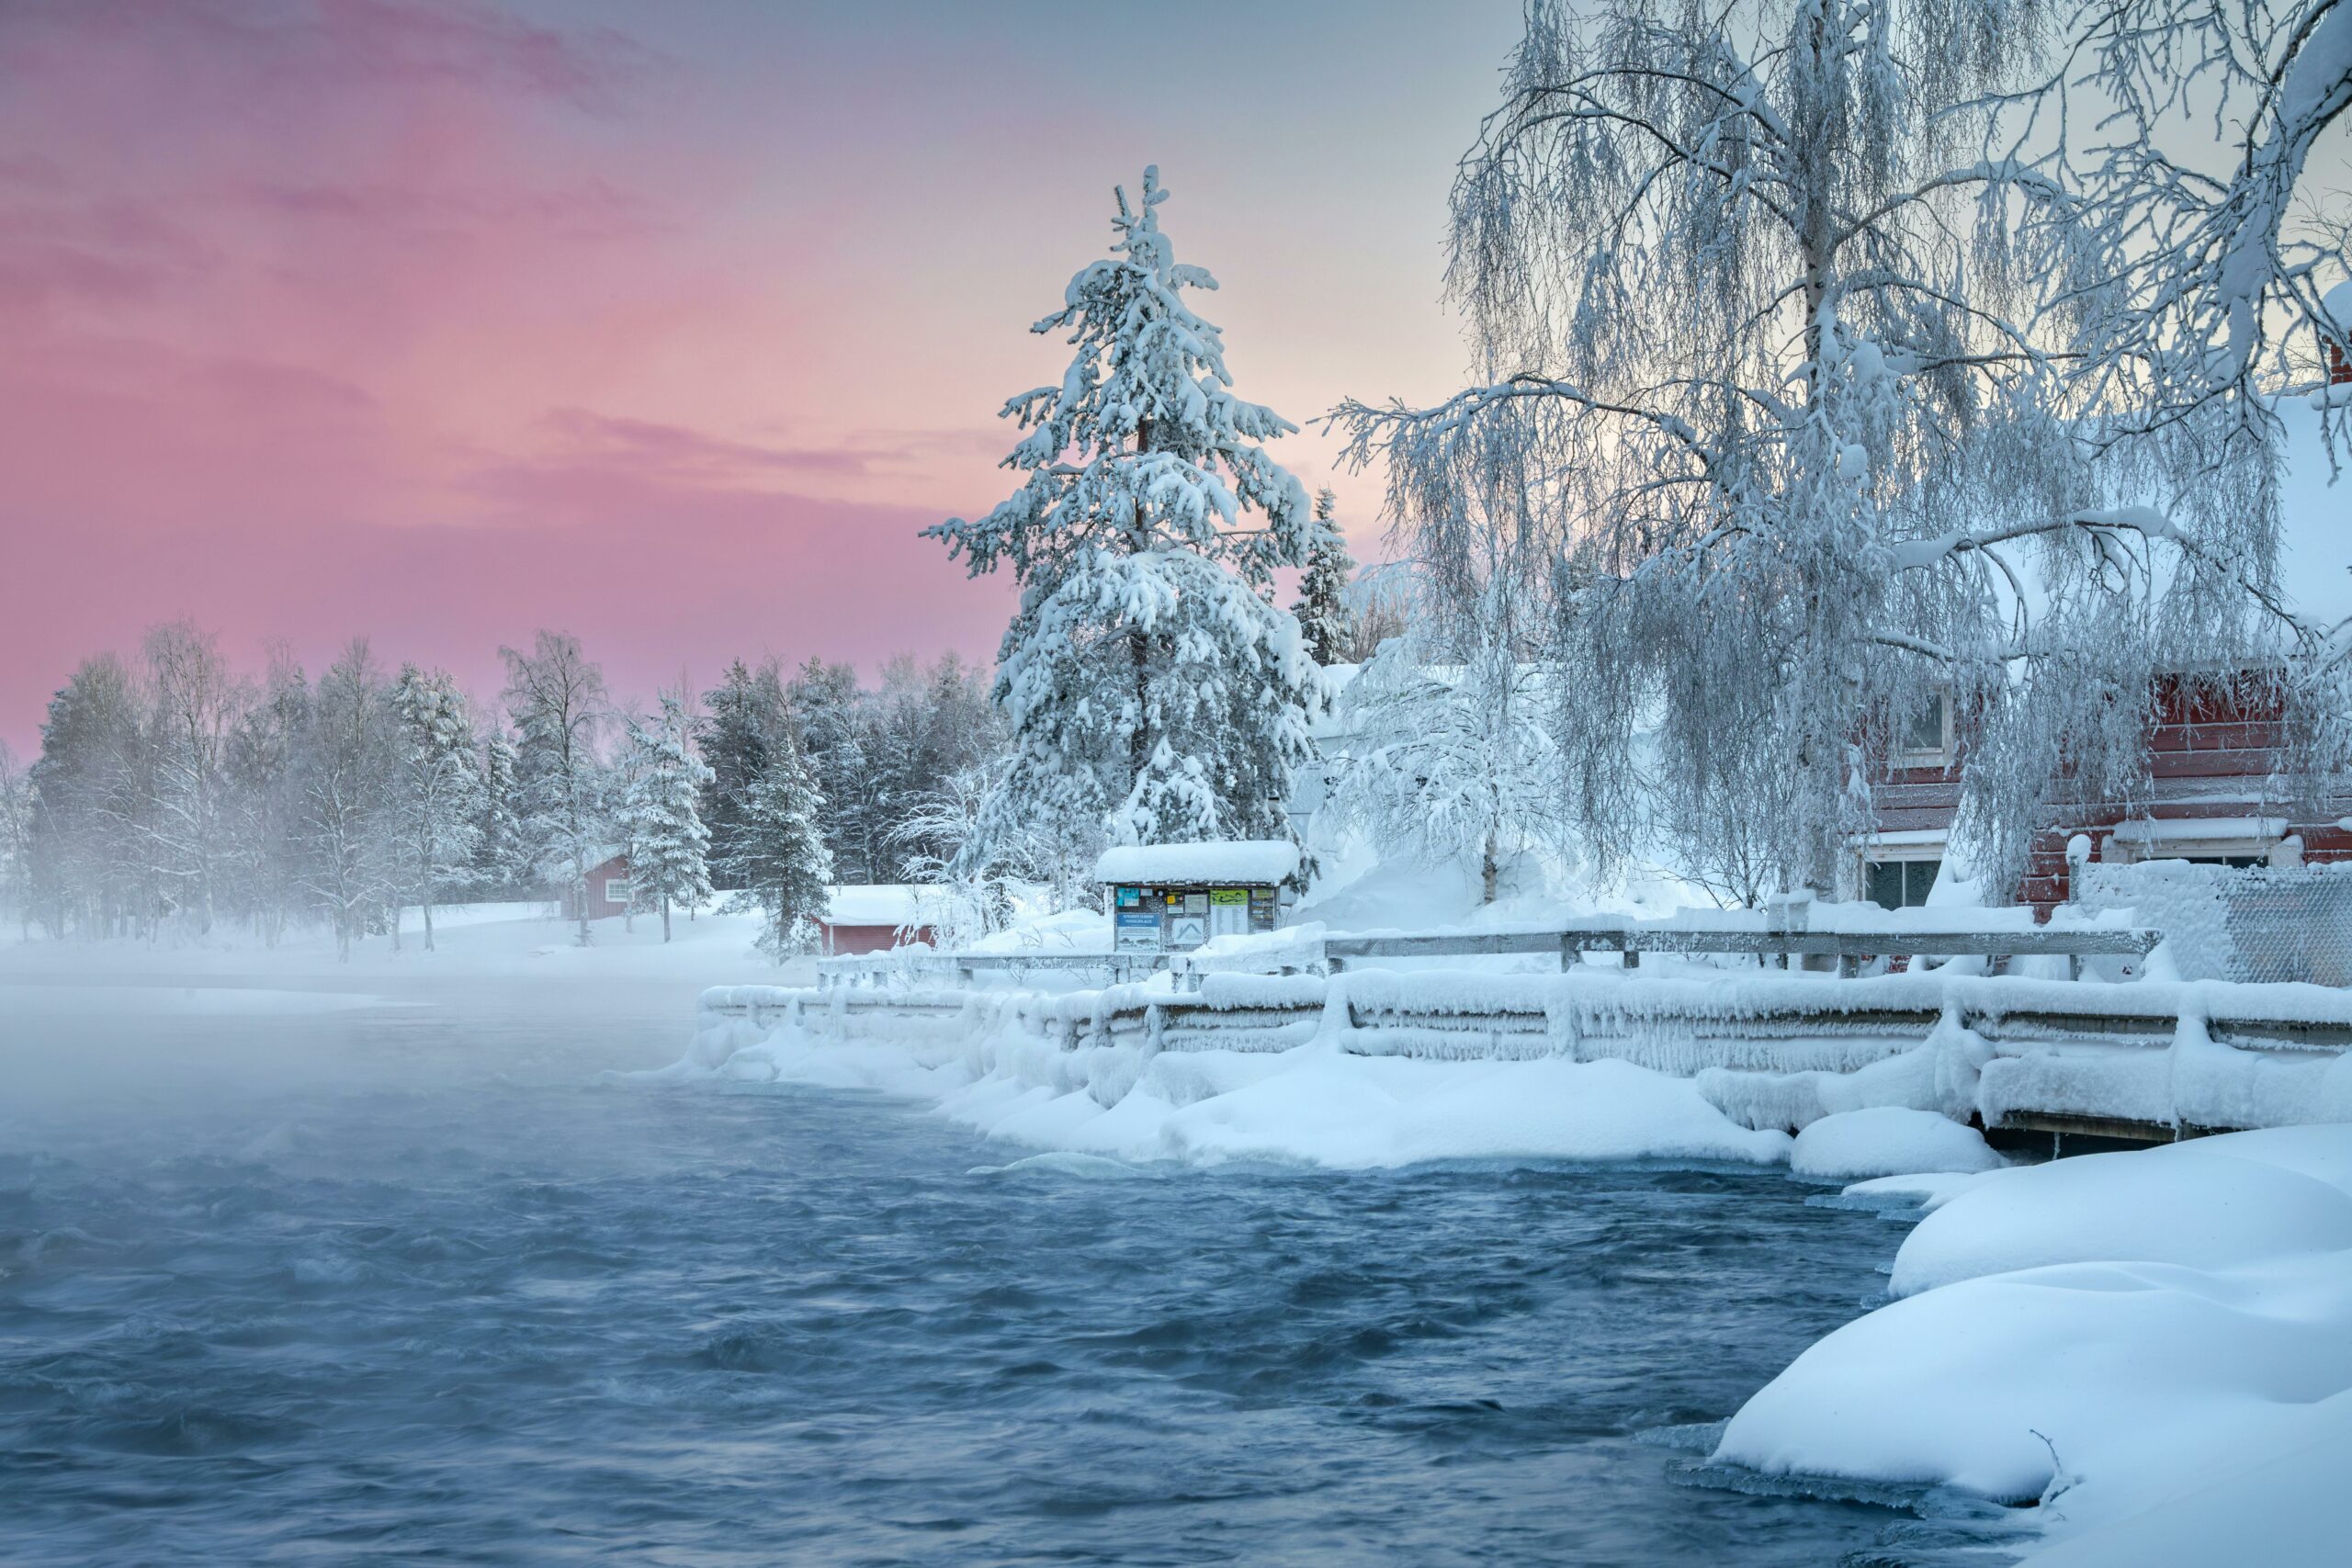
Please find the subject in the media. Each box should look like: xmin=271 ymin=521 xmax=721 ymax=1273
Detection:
xmin=1897 ymin=690 xmax=1953 ymax=766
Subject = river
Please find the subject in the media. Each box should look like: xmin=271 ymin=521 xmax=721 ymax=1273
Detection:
xmin=0 ymin=970 xmax=2008 ymax=1563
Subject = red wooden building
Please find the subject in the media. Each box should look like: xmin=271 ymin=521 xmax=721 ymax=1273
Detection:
xmin=816 ymin=886 xmax=937 ymax=955
xmin=1862 ymin=675 xmax=2352 ymax=913
xmin=560 ymin=852 xmax=636 ymax=920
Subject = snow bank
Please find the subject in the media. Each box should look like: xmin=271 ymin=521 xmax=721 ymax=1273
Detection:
xmin=1788 ymin=1107 xmax=2003 ymax=1181
xmin=642 ymin=991 xmax=1791 ymax=1171
xmin=1714 ymin=1125 xmax=2352 ymax=1560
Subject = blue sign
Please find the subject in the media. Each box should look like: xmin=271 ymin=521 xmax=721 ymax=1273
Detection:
xmin=1114 ymin=909 xmax=1160 ymax=953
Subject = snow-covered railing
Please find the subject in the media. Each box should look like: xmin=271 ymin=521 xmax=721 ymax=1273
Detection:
xmin=1172 ymin=921 xmax=2163 ymax=986
xmin=815 ymin=950 xmax=1165 ymax=992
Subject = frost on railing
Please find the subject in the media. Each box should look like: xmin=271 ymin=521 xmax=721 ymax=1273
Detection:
xmin=2077 ymin=862 xmax=2352 ymax=986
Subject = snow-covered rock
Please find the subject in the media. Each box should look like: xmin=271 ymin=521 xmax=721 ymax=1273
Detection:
xmin=1787 ymin=1107 xmax=2002 ymax=1181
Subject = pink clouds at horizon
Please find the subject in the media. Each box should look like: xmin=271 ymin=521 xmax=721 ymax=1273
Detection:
xmin=0 ymin=0 xmax=1517 ymax=750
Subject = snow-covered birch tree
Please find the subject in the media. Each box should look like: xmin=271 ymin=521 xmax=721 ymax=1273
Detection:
xmin=929 ymin=168 xmax=1324 ymax=866
xmin=389 ymin=663 xmax=483 ymax=952
xmin=141 ymin=620 xmax=240 ymax=933
xmin=1330 ymin=574 xmax=1566 ymax=904
xmin=1338 ymin=0 xmax=2327 ymax=901
xmin=502 ymin=631 xmax=609 ymax=945
xmin=621 ymin=694 xmax=714 ymax=942
xmin=301 ymin=640 xmax=397 ymax=962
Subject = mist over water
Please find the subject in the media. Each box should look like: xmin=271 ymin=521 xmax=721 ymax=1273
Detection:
xmin=0 ymin=973 xmax=2000 ymax=1563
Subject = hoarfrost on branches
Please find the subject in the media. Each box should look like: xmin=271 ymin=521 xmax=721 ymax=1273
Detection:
xmin=1338 ymin=0 xmax=2347 ymax=901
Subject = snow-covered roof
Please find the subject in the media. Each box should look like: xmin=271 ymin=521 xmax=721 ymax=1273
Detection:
xmin=822 ymin=885 xmax=932 ymax=927
xmin=2107 ymin=817 xmax=2290 ymax=844
xmin=1092 ymin=840 xmax=1300 ymax=886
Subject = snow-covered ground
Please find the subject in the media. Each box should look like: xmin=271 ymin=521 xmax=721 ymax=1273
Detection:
xmin=0 ymin=902 xmax=802 ymax=988
xmin=1716 ymin=1124 xmax=2352 ymax=1566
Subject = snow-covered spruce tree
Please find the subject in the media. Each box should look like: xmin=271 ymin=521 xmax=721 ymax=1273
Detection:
xmin=1338 ymin=0 xmax=2312 ymax=901
xmin=501 ymin=631 xmax=609 ymax=945
xmin=620 ymin=694 xmax=715 ymax=942
xmin=472 ymin=727 xmax=529 ymax=897
xmin=388 ymin=664 xmax=484 ymax=953
xmin=696 ymin=658 xmax=792 ymax=891
xmin=1291 ymin=488 xmax=1356 ymax=667
xmin=787 ymin=658 xmax=876 ymax=883
xmin=28 ymin=653 xmax=147 ymax=937
xmin=1330 ymin=572 xmax=1566 ymax=904
xmin=727 ymin=736 xmax=832 ymax=964
xmin=928 ymin=167 xmax=1324 ymax=865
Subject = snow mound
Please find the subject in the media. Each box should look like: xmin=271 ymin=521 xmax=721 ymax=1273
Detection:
xmin=1788 ymin=1107 xmax=2003 ymax=1182
xmin=1714 ymin=1124 xmax=2352 ymax=1559
xmin=1889 ymin=1141 xmax=2352 ymax=1297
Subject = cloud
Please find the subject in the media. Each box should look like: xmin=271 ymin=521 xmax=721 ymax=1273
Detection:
xmin=542 ymin=408 xmax=876 ymax=477
xmin=0 ymin=0 xmax=655 ymax=115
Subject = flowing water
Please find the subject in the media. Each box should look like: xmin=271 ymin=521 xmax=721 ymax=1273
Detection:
xmin=0 ymin=971 xmax=2009 ymax=1564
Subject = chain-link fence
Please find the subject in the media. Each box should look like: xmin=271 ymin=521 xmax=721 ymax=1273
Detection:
xmin=2075 ymin=860 xmax=2352 ymax=986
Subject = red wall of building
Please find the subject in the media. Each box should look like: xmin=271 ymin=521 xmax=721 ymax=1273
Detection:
xmin=820 ymin=922 xmax=935 ymax=956
xmin=1868 ymin=674 xmax=2352 ymax=914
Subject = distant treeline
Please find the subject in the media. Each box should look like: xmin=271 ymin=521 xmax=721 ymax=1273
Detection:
xmin=0 ymin=621 xmax=1002 ymax=952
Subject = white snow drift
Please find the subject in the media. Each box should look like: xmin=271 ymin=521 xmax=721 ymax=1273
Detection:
xmin=1714 ymin=1125 xmax=2352 ymax=1564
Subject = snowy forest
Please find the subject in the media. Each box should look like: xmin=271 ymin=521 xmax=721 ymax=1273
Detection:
xmin=8 ymin=0 xmax=2352 ymax=947
xmin=0 ymin=630 xmax=1025 ymax=956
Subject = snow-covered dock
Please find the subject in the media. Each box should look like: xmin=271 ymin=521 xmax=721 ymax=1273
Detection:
xmin=689 ymin=966 xmax=2352 ymax=1145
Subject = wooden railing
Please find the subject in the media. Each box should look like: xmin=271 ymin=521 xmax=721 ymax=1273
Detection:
xmin=818 ymin=921 xmax=2163 ymax=992
xmin=1312 ymin=925 xmax=2162 ymax=982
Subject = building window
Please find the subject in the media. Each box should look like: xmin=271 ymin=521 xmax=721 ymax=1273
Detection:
xmin=1900 ymin=692 xmax=1950 ymax=760
xmin=605 ymin=878 xmax=630 ymax=906
xmin=1865 ymin=859 xmax=1940 ymax=910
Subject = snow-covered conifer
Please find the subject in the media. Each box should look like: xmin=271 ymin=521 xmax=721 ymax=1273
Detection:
xmin=472 ymin=727 xmax=528 ymax=897
xmin=929 ymin=167 xmax=1324 ymax=863
xmin=621 ymin=694 xmax=715 ymax=942
xmin=787 ymin=658 xmax=876 ymax=883
xmin=389 ymin=663 xmax=484 ymax=952
xmin=727 ymin=737 xmax=832 ymax=964
xmin=1291 ymin=488 xmax=1356 ymax=667
xmin=697 ymin=659 xmax=791 ymax=889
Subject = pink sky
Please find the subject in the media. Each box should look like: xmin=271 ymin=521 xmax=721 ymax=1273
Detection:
xmin=0 ymin=0 xmax=1518 ymax=749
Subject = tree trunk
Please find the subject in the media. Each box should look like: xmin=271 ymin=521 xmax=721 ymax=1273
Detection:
xmin=422 ymin=899 xmax=435 ymax=953
xmin=1481 ymin=830 xmax=1499 ymax=906
xmin=662 ymin=897 xmax=672 ymax=943
xmin=574 ymin=850 xmax=591 ymax=946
